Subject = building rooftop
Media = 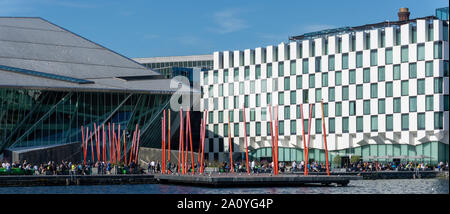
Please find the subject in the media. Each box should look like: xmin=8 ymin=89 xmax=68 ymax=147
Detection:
xmin=0 ymin=17 xmax=180 ymax=94
xmin=289 ymin=15 xmax=438 ymax=42
xmin=133 ymin=54 xmax=213 ymax=64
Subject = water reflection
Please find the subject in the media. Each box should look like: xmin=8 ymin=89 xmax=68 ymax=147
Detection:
xmin=0 ymin=179 xmax=447 ymax=194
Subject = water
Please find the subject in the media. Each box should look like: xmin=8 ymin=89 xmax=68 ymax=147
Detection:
xmin=0 ymin=178 xmax=447 ymax=194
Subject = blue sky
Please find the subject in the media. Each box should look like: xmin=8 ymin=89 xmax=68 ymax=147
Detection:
xmin=1 ymin=0 xmax=448 ymax=58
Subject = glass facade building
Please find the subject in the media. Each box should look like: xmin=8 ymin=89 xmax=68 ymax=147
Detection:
xmin=0 ymin=17 xmax=180 ymax=162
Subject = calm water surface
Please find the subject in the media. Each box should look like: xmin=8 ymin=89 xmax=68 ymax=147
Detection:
xmin=0 ymin=178 xmax=447 ymax=194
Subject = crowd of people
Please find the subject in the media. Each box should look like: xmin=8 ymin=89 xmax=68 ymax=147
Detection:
xmin=1 ymin=159 xmax=448 ymax=176
xmin=344 ymin=161 xmax=449 ymax=172
xmin=0 ymin=160 xmax=144 ymax=175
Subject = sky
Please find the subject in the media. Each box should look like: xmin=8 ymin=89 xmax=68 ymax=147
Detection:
xmin=1 ymin=0 xmax=448 ymax=58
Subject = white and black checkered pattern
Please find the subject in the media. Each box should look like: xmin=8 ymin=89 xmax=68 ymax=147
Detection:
xmin=202 ymin=18 xmax=449 ymax=162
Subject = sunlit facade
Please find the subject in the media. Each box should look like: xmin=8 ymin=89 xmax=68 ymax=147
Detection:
xmin=201 ymin=13 xmax=449 ymax=165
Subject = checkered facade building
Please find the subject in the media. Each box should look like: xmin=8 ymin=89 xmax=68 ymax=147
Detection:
xmin=201 ymin=18 xmax=449 ymax=164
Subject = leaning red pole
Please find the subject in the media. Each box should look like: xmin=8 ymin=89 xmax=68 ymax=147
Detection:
xmin=135 ymin=129 xmax=141 ymax=164
xmin=108 ymin=122 xmax=112 ymax=162
xmin=300 ymin=104 xmax=308 ymax=175
xmin=180 ymin=108 xmax=184 ymax=174
xmin=178 ymin=110 xmax=183 ymax=173
xmin=321 ymin=101 xmax=330 ymax=176
xmin=117 ymin=124 xmax=121 ymax=163
xmin=168 ymin=109 xmax=171 ymax=162
xmin=103 ymin=124 xmax=106 ymax=162
xmin=184 ymin=111 xmax=189 ymax=173
xmin=242 ymin=106 xmax=250 ymax=175
xmin=133 ymin=124 xmax=139 ymax=163
xmin=81 ymin=126 xmax=85 ymax=165
xmin=162 ymin=110 xmax=166 ymax=174
xmin=274 ymin=106 xmax=279 ymax=175
xmin=129 ymin=128 xmax=136 ymax=165
xmin=268 ymin=105 xmax=275 ymax=174
xmin=123 ymin=130 xmax=126 ymax=165
xmin=188 ymin=111 xmax=194 ymax=174
xmin=228 ymin=116 xmax=233 ymax=174
xmin=198 ymin=119 xmax=203 ymax=164
xmin=305 ymin=104 xmax=313 ymax=171
xmin=111 ymin=123 xmax=116 ymax=163
xmin=200 ymin=110 xmax=208 ymax=174
xmin=90 ymin=130 xmax=94 ymax=163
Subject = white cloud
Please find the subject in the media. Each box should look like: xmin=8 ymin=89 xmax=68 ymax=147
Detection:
xmin=209 ymin=8 xmax=248 ymax=34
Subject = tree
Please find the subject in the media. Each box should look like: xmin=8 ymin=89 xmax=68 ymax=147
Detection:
xmin=333 ymin=155 xmax=341 ymax=168
xmin=351 ymin=155 xmax=361 ymax=164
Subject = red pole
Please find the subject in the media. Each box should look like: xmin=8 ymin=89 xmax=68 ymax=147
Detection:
xmin=123 ymin=130 xmax=127 ymax=165
xmin=103 ymin=124 xmax=106 ymax=162
xmin=168 ymin=109 xmax=171 ymax=162
xmin=84 ymin=127 xmax=88 ymax=165
xmin=129 ymin=128 xmax=136 ymax=165
xmin=188 ymin=111 xmax=194 ymax=174
xmin=201 ymin=110 xmax=207 ymax=174
xmin=112 ymin=123 xmax=116 ymax=163
xmin=198 ymin=119 xmax=203 ymax=164
xmin=228 ymin=116 xmax=234 ymax=174
xmin=81 ymin=126 xmax=85 ymax=165
xmin=305 ymin=104 xmax=313 ymax=173
xmin=90 ymin=130 xmax=94 ymax=163
xmin=162 ymin=110 xmax=166 ymax=174
xmin=117 ymin=124 xmax=121 ymax=164
xmin=184 ymin=111 xmax=189 ymax=174
xmin=243 ymin=106 xmax=250 ymax=175
xmin=268 ymin=105 xmax=275 ymax=174
xmin=161 ymin=118 xmax=164 ymax=173
xmin=178 ymin=110 xmax=183 ymax=174
xmin=94 ymin=123 xmax=99 ymax=162
xmin=180 ymin=108 xmax=184 ymax=174
xmin=300 ymin=104 xmax=308 ymax=175
xmin=133 ymin=124 xmax=139 ymax=163
xmin=321 ymin=101 xmax=330 ymax=176
xmin=108 ymin=123 xmax=111 ymax=162
xmin=135 ymin=129 xmax=141 ymax=164
xmin=274 ymin=106 xmax=279 ymax=175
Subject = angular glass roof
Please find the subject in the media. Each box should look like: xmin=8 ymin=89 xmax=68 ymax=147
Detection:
xmin=0 ymin=64 xmax=94 ymax=84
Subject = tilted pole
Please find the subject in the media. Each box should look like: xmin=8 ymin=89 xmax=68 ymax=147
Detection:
xmin=108 ymin=123 xmax=111 ymax=162
xmin=168 ymin=109 xmax=171 ymax=162
xmin=268 ymin=105 xmax=275 ymax=175
xmin=228 ymin=116 xmax=234 ymax=174
xmin=188 ymin=110 xmax=194 ymax=175
xmin=321 ymin=101 xmax=330 ymax=176
xmin=123 ymin=130 xmax=126 ymax=166
xmin=274 ymin=106 xmax=279 ymax=175
xmin=81 ymin=126 xmax=85 ymax=165
xmin=300 ymin=104 xmax=308 ymax=175
xmin=305 ymin=104 xmax=313 ymax=172
xmin=135 ymin=129 xmax=141 ymax=164
xmin=117 ymin=124 xmax=121 ymax=164
xmin=242 ymin=106 xmax=250 ymax=175
xmin=200 ymin=110 xmax=207 ymax=174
